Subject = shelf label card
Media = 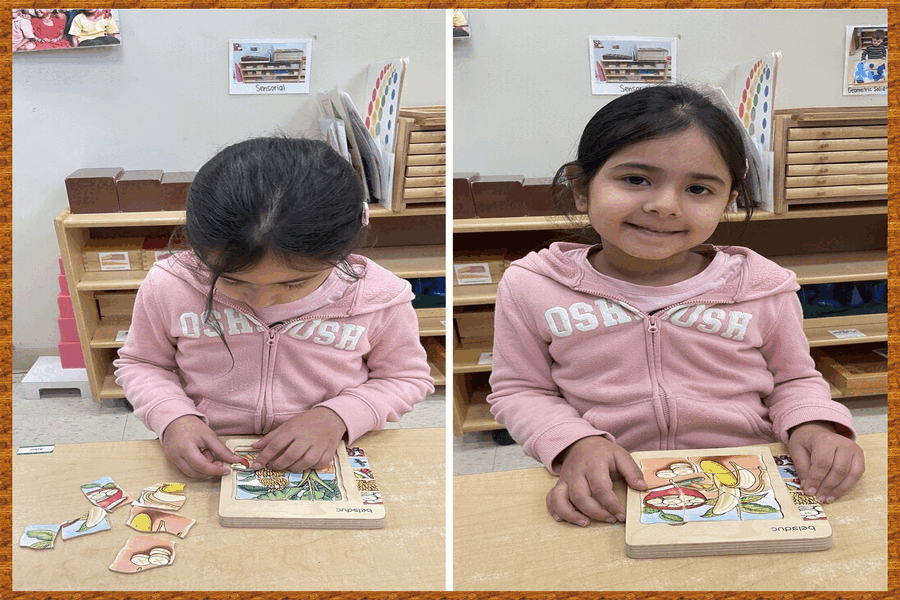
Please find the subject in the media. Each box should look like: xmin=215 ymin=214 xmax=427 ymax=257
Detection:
xmin=98 ymin=251 xmax=132 ymax=271
xmin=17 ymin=445 xmax=55 ymax=455
xmin=455 ymin=263 xmax=493 ymax=285
xmin=828 ymin=329 xmax=867 ymax=339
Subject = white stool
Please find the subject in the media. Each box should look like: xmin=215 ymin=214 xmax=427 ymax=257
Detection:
xmin=21 ymin=356 xmax=91 ymax=400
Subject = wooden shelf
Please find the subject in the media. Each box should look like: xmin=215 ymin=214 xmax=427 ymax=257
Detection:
xmin=369 ymin=204 xmax=445 ymax=218
xmin=453 ymin=205 xmax=887 ymax=234
xmin=454 ymin=282 xmax=499 ymax=307
xmin=77 ymin=270 xmax=148 ymax=291
xmin=60 ymin=210 xmax=186 ymax=228
xmin=90 ymin=318 xmax=131 ymax=349
xmin=771 ymin=250 xmax=887 ymax=284
xmin=101 ymin=363 xmax=125 ymax=400
xmin=804 ymin=313 xmax=887 ymax=347
xmin=429 ymin=360 xmax=446 ymax=387
xmin=359 ymin=245 xmax=444 ymax=278
xmin=453 ymin=345 xmax=494 ymax=374
xmin=416 ymin=307 xmax=446 ymax=337
xmin=459 ymin=389 xmax=504 ymax=434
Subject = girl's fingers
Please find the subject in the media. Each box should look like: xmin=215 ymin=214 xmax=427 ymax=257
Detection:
xmin=584 ymin=469 xmax=626 ymax=522
xmin=814 ymin=449 xmax=865 ymax=503
xmin=547 ymin=482 xmax=593 ymax=527
xmin=568 ymin=475 xmax=617 ymax=523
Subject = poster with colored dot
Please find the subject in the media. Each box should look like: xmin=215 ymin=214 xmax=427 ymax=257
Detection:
xmin=363 ymin=57 xmax=408 ymax=205
xmin=731 ymin=52 xmax=779 ymax=153
xmin=843 ymin=24 xmax=887 ymax=96
xmin=365 ymin=58 xmax=408 ymax=155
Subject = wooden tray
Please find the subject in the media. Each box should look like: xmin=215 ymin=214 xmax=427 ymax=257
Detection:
xmin=812 ymin=346 xmax=887 ymax=395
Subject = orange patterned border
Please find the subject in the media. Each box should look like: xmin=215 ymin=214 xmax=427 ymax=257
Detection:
xmin=2 ymin=2 xmax=897 ymax=599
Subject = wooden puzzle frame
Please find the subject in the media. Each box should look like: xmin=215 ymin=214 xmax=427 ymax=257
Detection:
xmin=218 ymin=439 xmax=385 ymax=529
xmin=625 ymin=445 xmax=831 ymax=558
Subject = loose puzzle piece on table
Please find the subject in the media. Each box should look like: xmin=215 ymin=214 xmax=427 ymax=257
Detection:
xmin=81 ymin=476 xmax=132 ymax=512
xmin=132 ymin=482 xmax=185 ymax=511
xmin=20 ymin=524 xmax=61 ymax=550
xmin=109 ymin=535 xmax=176 ymax=574
xmin=61 ymin=506 xmax=111 ymax=540
xmin=125 ymin=506 xmax=196 ymax=538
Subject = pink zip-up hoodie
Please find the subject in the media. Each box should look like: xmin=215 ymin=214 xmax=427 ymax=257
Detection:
xmin=114 ymin=253 xmax=434 ymax=443
xmin=488 ymin=242 xmax=854 ymax=473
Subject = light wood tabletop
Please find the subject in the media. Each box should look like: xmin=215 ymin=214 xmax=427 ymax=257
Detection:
xmin=453 ymin=433 xmax=886 ymax=592
xmin=13 ymin=428 xmax=445 ymax=591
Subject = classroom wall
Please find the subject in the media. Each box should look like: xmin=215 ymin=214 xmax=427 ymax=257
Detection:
xmin=453 ymin=9 xmax=888 ymax=177
xmin=12 ymin=9 xmax=446 ymax=370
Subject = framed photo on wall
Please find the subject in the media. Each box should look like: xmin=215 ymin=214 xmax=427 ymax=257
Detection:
xmin=843 ymin=24 xmax=888 ymax=95
xmin=589 ymin=36 xmax=676 ymax=95
xmin=13 ymin=9 xmax=121 ymax=53
xmin=230 ymin=39 xmax=312 ymax=95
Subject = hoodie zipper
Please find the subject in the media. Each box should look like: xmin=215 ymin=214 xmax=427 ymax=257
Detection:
xmin=644 ymin=313 xmax=671 ymax=447
xmin=208 ymin=291 xmax=356 ymax=434
xmin=574 ymin=289 xmax=742 ymax=449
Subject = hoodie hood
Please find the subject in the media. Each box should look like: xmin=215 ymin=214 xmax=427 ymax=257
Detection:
xmin=511 ymin=242 xmax=798 ymax=307
xmin=154 ymin=251 xmax=414 ymax=320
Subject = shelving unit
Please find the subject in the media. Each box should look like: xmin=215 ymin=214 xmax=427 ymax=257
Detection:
xmin=55 ymin=205 xmax=447 ymax=402
xmin=452 ymin=204 xmax=888 ymax=437
xmin=237 ymin=56 xmax=306 ymax=83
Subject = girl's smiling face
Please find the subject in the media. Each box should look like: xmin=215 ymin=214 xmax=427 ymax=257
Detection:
xmin=575 ymin=126 xmax=738 ymax=284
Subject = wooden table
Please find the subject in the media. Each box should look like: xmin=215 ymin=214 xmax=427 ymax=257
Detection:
xmin=13 ymin=429 xmax=445 ymax=591
xmin=453 ymin=433 xmax=886 ymax=591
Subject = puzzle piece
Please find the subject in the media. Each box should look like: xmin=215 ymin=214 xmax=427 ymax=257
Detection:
xmin=109 ymin=535 xmax=176 ymax=574
xmin=20 ymin=524 xmax=61 ymax=550
xmin=60 ymin=506 xmax=111 ymax=540
xmin=131 ymin=483 xmax=185 ymax=511
xmin=125 ymin=506 xmax=196 ymax=538
xmin=81 ymin=476 xmax=131 ymax=512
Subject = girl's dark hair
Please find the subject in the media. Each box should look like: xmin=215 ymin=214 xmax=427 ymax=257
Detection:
xmin=552 ymin=83 xmax=762 ymax=243
xmin=177 ymin=136 xmax=367 ymax=341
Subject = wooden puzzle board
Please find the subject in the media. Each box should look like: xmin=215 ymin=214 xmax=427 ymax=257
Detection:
xmin=625 ymin=445 xmax=831 ymax=559
xmin=218 ymin=439 xmax=385 ymax=529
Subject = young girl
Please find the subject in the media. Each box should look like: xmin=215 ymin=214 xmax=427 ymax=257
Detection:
xmin=30 ymin=10 xmax=70 ymax=50
xmin=487 ymin=84 xmax=864 ymax=527
xmin=114 ymin=137 xmax=434 ymax=479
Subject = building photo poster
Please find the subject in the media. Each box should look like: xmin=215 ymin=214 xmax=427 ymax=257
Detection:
xmin=230 ymin=39 xmax=311 ymax=95
xmin=590 ymin=36 xmax=676 ymax=95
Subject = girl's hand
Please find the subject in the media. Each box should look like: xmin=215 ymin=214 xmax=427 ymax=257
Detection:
xmin=788 ymin=421 xmax=865 ymax=504
xmin=250 ymin=407 xmax=348 ymax=472
xmin=547 ymin=436 xmax=647 ymax=526
xmin=161 ymin=415 xmax=240 ymax=479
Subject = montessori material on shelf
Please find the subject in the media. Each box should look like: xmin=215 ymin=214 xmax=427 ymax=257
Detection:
xmin=772 ymin=107 xmax=887 ymax=213
xmin=65 ymin=168 xmax=195 ymax=213
xmin=390 ymin=106 xmax=446 ymax=211
xmin=218 ymin=439 xmax=384 ymax=529
xmin=625 ymin=446 xmax=831 ymax=559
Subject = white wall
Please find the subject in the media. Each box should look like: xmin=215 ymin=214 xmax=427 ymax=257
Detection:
xmin=12 ymin=9 xmax=446 ymax=369
xmin=454 ymin=9 xmax=888 ymax=177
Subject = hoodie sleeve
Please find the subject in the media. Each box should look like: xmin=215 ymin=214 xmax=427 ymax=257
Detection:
xmin=113 ymin=268 xmax=209 ymax=438
xmin=319 ymin=299 xmax=435 ymax=444
xmin=759 ymin=292 xmax=855 ymax=442
xmin=488 ymin=274 xmax=609 ymax=473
